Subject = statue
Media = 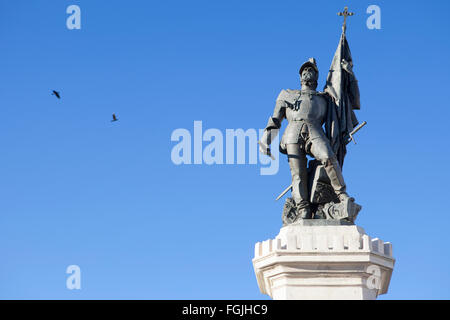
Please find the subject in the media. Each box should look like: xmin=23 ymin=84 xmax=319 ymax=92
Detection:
xmin=259 ymin=7 xmax=365 ymax=225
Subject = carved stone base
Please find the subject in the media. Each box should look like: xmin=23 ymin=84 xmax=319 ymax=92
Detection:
xmin=282 ymin=197 xmax=361 ymax=225
xmin=282 ymin=198 xmax=298 ymax=225
xmin=253 ymin=223 xmax=395 ymax=300
xmin=316 ymin=198 xmax=362 ymax=222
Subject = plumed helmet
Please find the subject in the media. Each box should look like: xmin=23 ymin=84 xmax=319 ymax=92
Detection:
xmin=299 ymin=57 xmax=319 ymax=75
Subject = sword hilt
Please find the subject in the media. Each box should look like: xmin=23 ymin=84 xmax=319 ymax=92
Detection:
xmin=346 ymin=121 xmax=367 ymax=144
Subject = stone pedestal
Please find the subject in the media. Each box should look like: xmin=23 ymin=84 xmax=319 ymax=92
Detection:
xmin=252 ymin=221 xmax=395 ymax=300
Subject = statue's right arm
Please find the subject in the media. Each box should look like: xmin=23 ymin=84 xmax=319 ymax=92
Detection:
xmin=259 ymin=91 xmax=287 ymax=153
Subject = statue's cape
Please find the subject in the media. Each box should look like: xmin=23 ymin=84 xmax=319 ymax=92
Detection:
xmin=324 ymin=31 xmax=361 ymax=168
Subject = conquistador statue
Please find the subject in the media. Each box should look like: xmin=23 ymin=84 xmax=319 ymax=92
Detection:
xmin=259 ymin=58 xmax=352 ymax=221
xmin=258 ymin=29 xmax=363 ymax=224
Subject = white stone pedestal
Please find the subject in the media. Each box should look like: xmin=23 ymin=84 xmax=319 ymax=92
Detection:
xmin=252 ymin=221 xmax=395 ymax=300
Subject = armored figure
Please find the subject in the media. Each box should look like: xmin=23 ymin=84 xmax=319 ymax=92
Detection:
xmin=259 ymin=48 xmax=362 ymax=224
xmin=260 ymin=58 xmax=350 ymax=221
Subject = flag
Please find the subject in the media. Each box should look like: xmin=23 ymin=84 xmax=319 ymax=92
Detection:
xmin=324 ymin=31 xmax=361 ymax=168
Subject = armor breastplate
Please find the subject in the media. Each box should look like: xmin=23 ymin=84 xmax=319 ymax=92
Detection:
xmin=287 ymin=92 xmax=327 ymax=123
xmin=281 ymin=92 xmax=328 ymax=147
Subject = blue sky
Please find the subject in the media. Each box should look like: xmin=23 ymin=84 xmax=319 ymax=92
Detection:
xmin=1 ymin=0 xmax=449 ymax=299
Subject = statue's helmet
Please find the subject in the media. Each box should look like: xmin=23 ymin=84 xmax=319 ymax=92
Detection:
xmin=299 ymin=57 xmax=319 ymax=76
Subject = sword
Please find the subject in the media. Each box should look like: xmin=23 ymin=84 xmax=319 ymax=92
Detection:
xmin=275 ymin=184 xmax=293 ymax=201
xmin=275 ymin=121 xmax=367 ymax=201
xmin=346 ymin=121 xmax=367 ymax=144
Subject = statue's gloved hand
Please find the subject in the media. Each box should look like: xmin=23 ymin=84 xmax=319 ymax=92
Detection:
xmin=341 ymin=59 xmax=354 ymax=76
xmin=258 ymin=141 xmax=271 ymax=156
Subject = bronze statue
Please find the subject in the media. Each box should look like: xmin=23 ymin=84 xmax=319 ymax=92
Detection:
xmin=259 ymin=7 xmax=364 ymax=225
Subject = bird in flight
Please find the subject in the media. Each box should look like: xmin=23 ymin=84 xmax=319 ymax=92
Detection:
xmin=111 ymin=113 xmax=118 ymax=122
xmin=51 ymin=90 xmax=61 ymax=99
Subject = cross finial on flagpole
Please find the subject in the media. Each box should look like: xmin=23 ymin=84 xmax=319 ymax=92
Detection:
xmin=337 ymin=6 xmax=354 ymax=33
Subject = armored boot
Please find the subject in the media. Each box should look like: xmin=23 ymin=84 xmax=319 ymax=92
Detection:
xmin=337 ymin=192 xmax=354 ymax=203
xmin=293 ymin=181 xmax=312 ymax=220
xmin=323 ymin=157 xmax=354 ymax=202
xmin=297 ymin=205 xmax=312 ymax=220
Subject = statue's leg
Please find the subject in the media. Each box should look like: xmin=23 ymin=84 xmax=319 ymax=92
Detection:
xmin=309 ymin=139 xmax=350 ymax=201
xmin=286 ymin=143 xmax=311 ymax=218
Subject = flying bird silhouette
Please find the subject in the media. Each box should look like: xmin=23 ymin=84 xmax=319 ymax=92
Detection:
xmin=51 ymin=90 xmax=61 ymax=99
xmin=111 ymin=114 xmax=118 ymax=122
